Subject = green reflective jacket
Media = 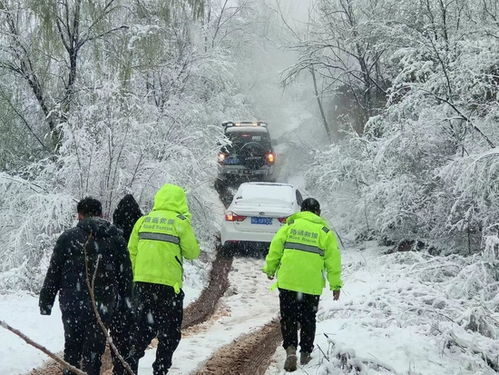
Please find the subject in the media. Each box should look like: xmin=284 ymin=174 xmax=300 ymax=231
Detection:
xmin=263 ymin=211 xmax=342 ymax=296
xmin=128 ymin=184 xmax=200 ymax=292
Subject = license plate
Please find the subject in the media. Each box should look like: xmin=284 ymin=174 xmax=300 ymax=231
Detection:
xmin=225 ymin=158 xmax=240 ymax=165
xmin=251 ymin=217 xmax=272 ymax=225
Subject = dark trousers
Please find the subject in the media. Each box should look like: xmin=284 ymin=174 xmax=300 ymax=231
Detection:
xmin=279 ymin=289 xmax=320 ymax=353
xmin=61 ymin=312 xmax=108 ymax=375
xmin=110 ymin=303 xmax=136 ymax=375
xmin=131 ymin=283 xmax=184 ymax=375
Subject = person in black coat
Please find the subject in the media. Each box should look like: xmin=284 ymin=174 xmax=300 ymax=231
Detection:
xmin=113 ymin=194 xmax=143 ymax=242
xmin=39 ymin=197 xmax=133 ymax=375
xmin=111 ymin=194 xmax=143 ymax=375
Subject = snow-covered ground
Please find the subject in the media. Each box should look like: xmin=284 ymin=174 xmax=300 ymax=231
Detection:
xmin=0 ymin=293 xmax=64 ymax=375
xmin=266 ymin=243 xmax=499 ymax=375
xmin=4 ymin=242 xmax=498 ymax=375
xmin=138 ymin=257 xmax=278 ymax=374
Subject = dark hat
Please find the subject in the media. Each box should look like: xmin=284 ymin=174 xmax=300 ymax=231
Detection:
xmin=301 ymin=198 xmax=320 ymax=212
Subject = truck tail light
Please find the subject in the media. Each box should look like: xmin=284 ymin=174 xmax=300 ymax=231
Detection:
xmin=265 ymin=152 xmax=276 ymax=165
xmin=218 ymin=152 xmax=227 ymax=164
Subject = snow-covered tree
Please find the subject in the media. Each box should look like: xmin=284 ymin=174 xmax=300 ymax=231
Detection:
xmin=303 ymin=0 xmax=499 ymax=254
xmin=0 ymin=0 xmax=252 ymax=291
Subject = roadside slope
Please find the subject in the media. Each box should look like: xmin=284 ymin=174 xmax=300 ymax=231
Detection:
xmin=266 ymin=243 xmax=499 ymax=375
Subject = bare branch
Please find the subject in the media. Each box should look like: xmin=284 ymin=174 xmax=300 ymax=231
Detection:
xmin=78 ymin=0 xmax=121 ymax=46
xmin=83 ymin=235 xmax=135 ymax=375
xmin=0 ymin=88 xmax=51 ymax=152
xmin=0 ymin=320 xmax=87 ymax=375
xmin=310 ymin=65 xmax=332 ymax=140
xmin=275 ymin=0 xmax=301 ymax=41
xmin=212 ymin=0 xmax=229 ymax=47
xmin=78 ymin=25 xmax=129 ymax=48
xmin=427 ymin=34 xmax=453 ymax=98
xmin=418 ymin=88 xmax=496 ymax=149
xmin=55 ymin=13 xmax=70 ymax=52
xmin=0 ymin=0 xmax=61 ymax=150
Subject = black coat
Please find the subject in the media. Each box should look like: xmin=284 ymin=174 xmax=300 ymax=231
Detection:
xmin=113 ymin=194 xmax=143 ymax=243
xmin=39 ymin=217 xmax=133 ymax=320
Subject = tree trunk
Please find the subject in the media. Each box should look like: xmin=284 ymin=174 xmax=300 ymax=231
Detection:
xmin=310 ymin=66 xmax=334 ymax=141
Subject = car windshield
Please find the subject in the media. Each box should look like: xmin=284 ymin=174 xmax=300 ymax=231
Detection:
xmin=223 ymin=130 xmax=271 ymax=153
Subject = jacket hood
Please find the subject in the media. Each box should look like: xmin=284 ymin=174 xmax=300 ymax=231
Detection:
xmin=77 ymin=217 xmax=118 ymax=238
xmin=113 ymin=194 xmax=143 ymax=225
xmin=115 ymin=194 xmax=142 ymax=215
xmin=152 ymin=184 xmax=192 ymax=219
xmin=286 ymin=211 xmax=328 ymax=226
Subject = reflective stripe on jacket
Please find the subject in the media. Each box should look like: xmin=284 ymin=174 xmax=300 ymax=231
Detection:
xmin=263 ymin=211 xmax=342 ymax=296
xmin=128 ymin=184 xmax=200 ymax=292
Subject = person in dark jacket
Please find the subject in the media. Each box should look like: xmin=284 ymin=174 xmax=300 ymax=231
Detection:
xmin=39 ymin=197 xmax=133 ymax=375
xmin=113 ymin=194 xmax=143 ymax=242
xmin=111 ymin=194 xmax=143 ymax=375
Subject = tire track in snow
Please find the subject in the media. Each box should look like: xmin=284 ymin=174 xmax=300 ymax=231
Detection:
xmin=194 ymin=320 xmax=281 ymax=375
xmin=182 ymin=248 xmax=233 ymax=330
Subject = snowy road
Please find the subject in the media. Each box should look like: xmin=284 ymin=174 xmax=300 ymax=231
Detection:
xmin=4 ymin=242 xmax=498 ymax=374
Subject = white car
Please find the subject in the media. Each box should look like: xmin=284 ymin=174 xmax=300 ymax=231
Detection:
xmin=221 ymin=182 xmax=303 ymax=246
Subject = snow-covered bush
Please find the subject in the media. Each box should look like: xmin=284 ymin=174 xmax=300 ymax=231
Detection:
xmin=0 ymin=173 xmax=75 ymax=291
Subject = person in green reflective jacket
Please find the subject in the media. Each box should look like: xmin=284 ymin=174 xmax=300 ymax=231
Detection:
xmin=128 ymin=183 xmax=200 ymax=375
xmin=263 ymin=198 xmax=342 ymax=372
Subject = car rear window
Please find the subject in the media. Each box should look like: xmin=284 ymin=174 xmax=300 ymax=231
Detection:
xmin=236 ymin=184 xmax=294 ymax=203
xmin=223 ymin=131 xmax=271 ymax=152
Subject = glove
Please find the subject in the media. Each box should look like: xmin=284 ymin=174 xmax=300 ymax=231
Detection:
xmin=40 ymin=305 xmax=52 ymax=315
xmin=333 ymin=290 xmax=340 ymax=301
